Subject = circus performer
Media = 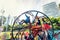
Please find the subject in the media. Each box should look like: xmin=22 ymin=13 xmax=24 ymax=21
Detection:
xmin=41 ymin=18 xmax=52 ymax=40
xmin=25 ymin=14 xmax=30 ymax=23
xmin=34 ymin=16 xmax=41 ymax=25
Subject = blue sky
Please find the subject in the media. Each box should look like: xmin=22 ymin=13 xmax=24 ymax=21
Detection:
xmin=0 ymin=0 xmax=60 ymax=17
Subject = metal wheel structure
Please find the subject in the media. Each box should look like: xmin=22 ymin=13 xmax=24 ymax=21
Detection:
xmin=11 ymin=10 xmax=54 ymax=40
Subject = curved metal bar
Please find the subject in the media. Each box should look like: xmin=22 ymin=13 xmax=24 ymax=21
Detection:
xmin=11 ymin=10 xmax=54 ymax=39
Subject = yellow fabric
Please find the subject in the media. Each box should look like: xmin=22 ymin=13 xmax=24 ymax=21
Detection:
xmin=34 ymin=36 xmax=38 ymax=40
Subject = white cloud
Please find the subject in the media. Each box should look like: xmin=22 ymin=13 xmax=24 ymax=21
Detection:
xmin=0 ymin=0 xmax=59 ymax=17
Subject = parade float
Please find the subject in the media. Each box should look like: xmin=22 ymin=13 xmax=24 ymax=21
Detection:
xmin=10 ymin=10 xmax=54 ymax=40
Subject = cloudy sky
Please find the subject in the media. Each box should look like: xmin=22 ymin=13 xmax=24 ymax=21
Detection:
xmin=0 ymin=0 xmax=60 ymax=17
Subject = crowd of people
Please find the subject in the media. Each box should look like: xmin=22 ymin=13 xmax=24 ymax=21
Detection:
xmin=17 ymin=14 xmax=52 ymax=40
xmin=0 ymin=14 xmax=60 ymax=40
xmin=10 ymin=14 xmax=60 ymax=40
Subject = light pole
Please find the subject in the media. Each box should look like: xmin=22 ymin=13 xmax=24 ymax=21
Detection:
xmin=1 ymin=9 xmax=5 ymax=26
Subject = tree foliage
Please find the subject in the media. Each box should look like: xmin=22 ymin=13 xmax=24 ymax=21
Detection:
xmin=2 ymin=17 xmax=60 ymax=31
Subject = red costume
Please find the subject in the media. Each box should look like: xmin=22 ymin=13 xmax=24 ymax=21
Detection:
xmin=42 ymin=24 xmax=51 ymax=30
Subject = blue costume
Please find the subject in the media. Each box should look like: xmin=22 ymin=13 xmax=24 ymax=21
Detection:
xmin=25 ymin=14 xmax=30 ymax=23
